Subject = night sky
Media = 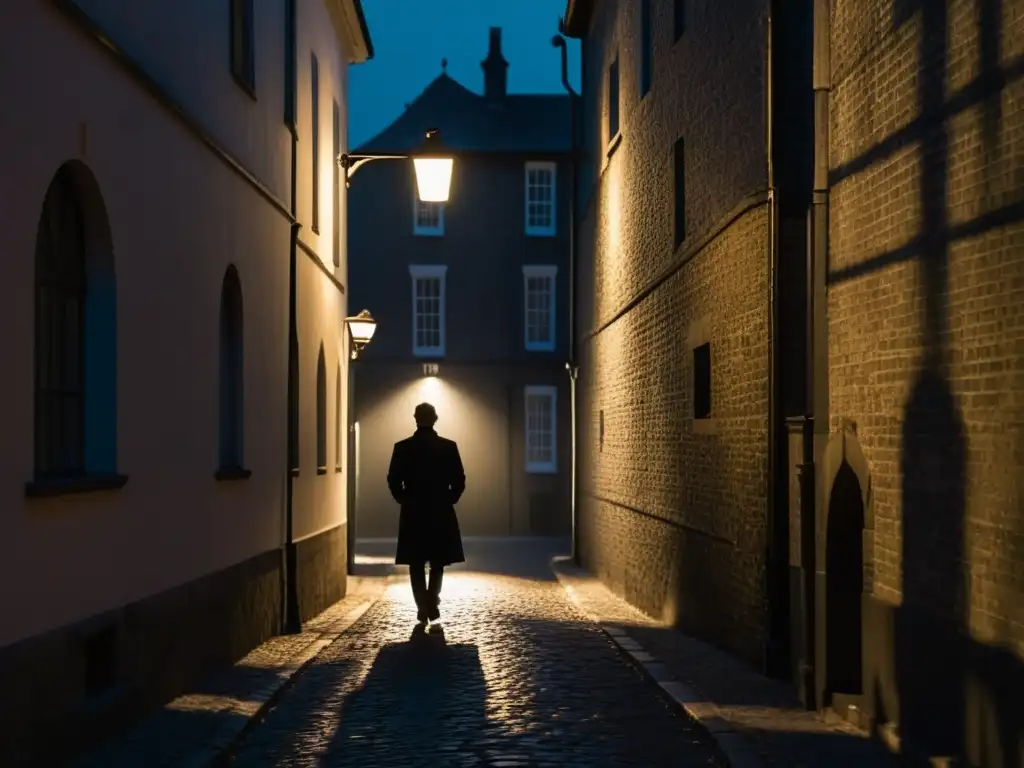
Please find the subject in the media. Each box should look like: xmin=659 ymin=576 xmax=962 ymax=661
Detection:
xmin=349 ymin=0 xmax=582 ymax=147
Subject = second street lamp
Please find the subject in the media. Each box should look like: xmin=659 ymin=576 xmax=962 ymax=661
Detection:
xmin=340 ymin=128 xmax=454 ymax=202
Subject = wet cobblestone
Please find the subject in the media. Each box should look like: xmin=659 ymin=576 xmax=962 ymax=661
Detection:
xmin=225 ymin=562 xmax=725 ymax=767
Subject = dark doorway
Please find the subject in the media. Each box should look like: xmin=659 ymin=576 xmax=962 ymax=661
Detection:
xmin=825 ymin=461 xmax=865 ymax=700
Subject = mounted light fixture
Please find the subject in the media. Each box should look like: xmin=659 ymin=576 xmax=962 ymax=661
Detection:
xmin=339 ymin=128 xmax=453 ymax=203
xmin=344 ymin=309 xmax=377 ymax=360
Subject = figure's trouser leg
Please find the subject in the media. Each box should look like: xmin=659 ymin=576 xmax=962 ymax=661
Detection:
xmin=427 ymin=563 xmax=444 ymax=605
xmin=409 ymin=561 xmax=427 ymax=609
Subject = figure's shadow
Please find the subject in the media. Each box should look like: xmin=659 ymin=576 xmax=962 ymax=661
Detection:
xmin=320 ymin=625 xmax=487 ymax=765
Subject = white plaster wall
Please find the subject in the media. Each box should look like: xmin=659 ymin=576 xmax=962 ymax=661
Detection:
xmin=0 ymin=1 xmax=291 ymax=648
xmin=68 ymin=0 xmax=292 ymax=202
xmin=290 ymin=0 xmax=353 ymax=542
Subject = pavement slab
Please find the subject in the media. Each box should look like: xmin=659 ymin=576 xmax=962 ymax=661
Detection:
xmin=551 ymin=556 xmax=901 ymax=768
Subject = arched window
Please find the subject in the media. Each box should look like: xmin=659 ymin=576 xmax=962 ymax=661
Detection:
xmin=335 ymin=364 xmax=342 ymax=471
xmin=33 ymin=161 xmax=117 ymax=481
xmin=219 ymin=266 xmax=244 ymax=470
xmin=316 ymin=344 xmax=327 ymax=473
xmin=288 ymin=338 xmax=299 ymax=473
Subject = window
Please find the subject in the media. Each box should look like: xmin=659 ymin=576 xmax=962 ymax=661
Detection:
xmin=674 ymin=136 xmax=686 ymax=247
xmin=525 ymin=162 xmax=557 ymax=236
xmin=335 ymin=365 xmax=342 ymax=471
xmin=640 ymin=0 xmax=652 ymax=96
xmin=332 ymin=99 xmax=340 ymax=267
xmin=316 ymin=345 xmax=327 ymax=472
xmin=409 ymin=265 xmax=447 ymax=356
xmin=310 ymin=53 xmax=320 ymax=233
xmin=608 ymin=55 xmax=620 ymax=140
xmin=674 ymin=0 xmax=687 ymax=41
xmin=525 ymin=385 xmax=557 ymax=473
xmin=33 ymin=161 xmax=118 ymax=481
xmin=523 ymin=265 xmax=557 ymax=351
xmin=284 ymin=0 xmax=296 ymax=125
xmin=694 ymin=342 xmax=711 ymax=418
xmin=230 ymin=0 xmax=255 ymax=93
xmin=219 ymin=265 xmax=244 ymax=470
xmin=413 ymin=197 xmax=444 ymax=236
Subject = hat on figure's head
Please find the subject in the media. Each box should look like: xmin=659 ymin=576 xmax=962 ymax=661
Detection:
xmin=414 ymin=402 xmax=438 ymax=425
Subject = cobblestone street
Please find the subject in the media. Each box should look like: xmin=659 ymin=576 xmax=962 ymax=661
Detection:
xmin=222 ymin=539 xmax=724 ymax=767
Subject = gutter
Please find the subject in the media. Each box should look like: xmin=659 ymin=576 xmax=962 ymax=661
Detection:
xmin=553 ymin=33 xmax=581 ymax=564
xmin=764 ymin=10 xmax=786 ymax=678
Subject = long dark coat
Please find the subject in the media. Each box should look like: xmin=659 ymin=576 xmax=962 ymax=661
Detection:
xmin=387 ymin=428 xmax=466 ymax=566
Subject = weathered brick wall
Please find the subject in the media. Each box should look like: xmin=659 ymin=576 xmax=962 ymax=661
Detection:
xmin=575 ymin=0 xmax=772 ymax=665
xmin=829 ymin=0 xmax=1024 ymax=651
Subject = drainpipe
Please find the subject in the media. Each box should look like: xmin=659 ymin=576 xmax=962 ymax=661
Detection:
xmin=552 ymin=33 xmax=580 ymax=564
xmin=282 ymin=0 xmax=302 ymax=635
xmin=763 ymin=10 xmax=787 ymax=679
xmin=808 ymin=0 xmax=832 ymax=708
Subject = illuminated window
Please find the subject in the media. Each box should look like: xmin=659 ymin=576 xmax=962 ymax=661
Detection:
xmin=525 ymin=162 xmax=556 ymax=235
xmin=409 ymin=264 xmax=447 ymax=356
xmin=413 ymin=195 xmax=444 ymax=236
xmin=525 ymin=385 xmax=558 ymax=473
xmin=523 ymin=265 xmax=557 ymax=351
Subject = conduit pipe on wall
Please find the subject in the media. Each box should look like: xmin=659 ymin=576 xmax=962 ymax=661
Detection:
xmin=552 ymin=32 xmax=581 ymax=564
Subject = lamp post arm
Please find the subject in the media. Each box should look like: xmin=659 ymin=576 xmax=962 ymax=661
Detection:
xmin=339 ymin=153 xmax=410 ymax=185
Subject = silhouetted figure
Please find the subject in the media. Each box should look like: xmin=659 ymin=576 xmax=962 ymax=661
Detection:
xmin=387 ymin=402 xmax=466 ymax=624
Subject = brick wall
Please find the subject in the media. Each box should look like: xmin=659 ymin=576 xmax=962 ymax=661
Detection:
xmin=828 ymin=0 xmax=1023 ymax=756
xmin=575 ymin=0 xmax=772 ymax=666
xmin=829 ymin=0 xmax=1024 ymax=652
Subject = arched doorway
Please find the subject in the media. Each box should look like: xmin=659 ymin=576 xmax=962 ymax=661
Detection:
xmin=825 ymin=460 xmax=865 ymax=700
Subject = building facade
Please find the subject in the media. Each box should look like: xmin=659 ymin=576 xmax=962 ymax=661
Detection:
xmin=348 ymin=28 xmax=574 ymax=540
xmin=0 ymin=0 xmax=371 ymax=763
xmin=564 ymin=0 xmax=1023 ymax=762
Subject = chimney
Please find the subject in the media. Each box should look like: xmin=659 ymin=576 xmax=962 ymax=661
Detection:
xmin=481 ymin=27 xmax=508 ymax=101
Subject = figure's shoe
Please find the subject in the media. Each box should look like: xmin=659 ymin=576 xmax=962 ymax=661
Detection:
xmin=417 ymin=606 xmax=429 ymax=623
xmin=428 ymin=597 xmax=441 ymax=622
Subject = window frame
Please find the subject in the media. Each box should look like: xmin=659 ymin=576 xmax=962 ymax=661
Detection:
xmin=229 ymin=0 xmax=256 ymax=96
xmin=608 ymin=54 xmax=620 ymax=143
xmin=522 ymin=265 xmax=558 ymax=352
xmin=640 ymin=0 xmax=652 ymax=97
xmin=674 ymin=0 xmax=687 ymax=42
xmin=524 ymin=385 xmax=558 ymax=474
xmin=524 ymin=161 xmax=557 ymax=236
xmin=409 ymin=264 xmax=447 ymax=357
xmin=412 ymin=194 xmax=445 ymax=236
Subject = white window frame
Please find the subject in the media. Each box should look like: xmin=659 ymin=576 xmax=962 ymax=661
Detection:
xmin=524 ymin=385 xmax=558 ymax=474
xmin=413 ymin=191 xmax=444 ymax=236
xmin=522 ymin=265 xmax=557 ymax=352
xmin=524 ymin=161 xmax=557 ymax=236
xmin=409 ymin=264 xmax=447 ymax=357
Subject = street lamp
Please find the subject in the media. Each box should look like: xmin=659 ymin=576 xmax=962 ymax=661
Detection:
xmin=339 ymin=128 xmax=454 ymax=202
xmin=344 ymin=308 xmax=377 ymax=360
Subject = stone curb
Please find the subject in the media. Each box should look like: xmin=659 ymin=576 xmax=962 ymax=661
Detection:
xmin=550 ymin=556 xmax=764 ymax=768
xmin=195 ymin=575 xmax=393 ymax=767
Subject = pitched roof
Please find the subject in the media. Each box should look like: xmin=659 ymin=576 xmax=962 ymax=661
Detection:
xmin=356 ymin=72 xmax=572 ymax=155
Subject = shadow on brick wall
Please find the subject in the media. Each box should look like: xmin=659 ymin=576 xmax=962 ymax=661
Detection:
xmin=888 ymin=0 xmax=1022 ymax=764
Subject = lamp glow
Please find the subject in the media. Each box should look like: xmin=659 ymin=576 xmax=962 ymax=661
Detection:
xmin=413 ymin=158 xmax=453 ymax=203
